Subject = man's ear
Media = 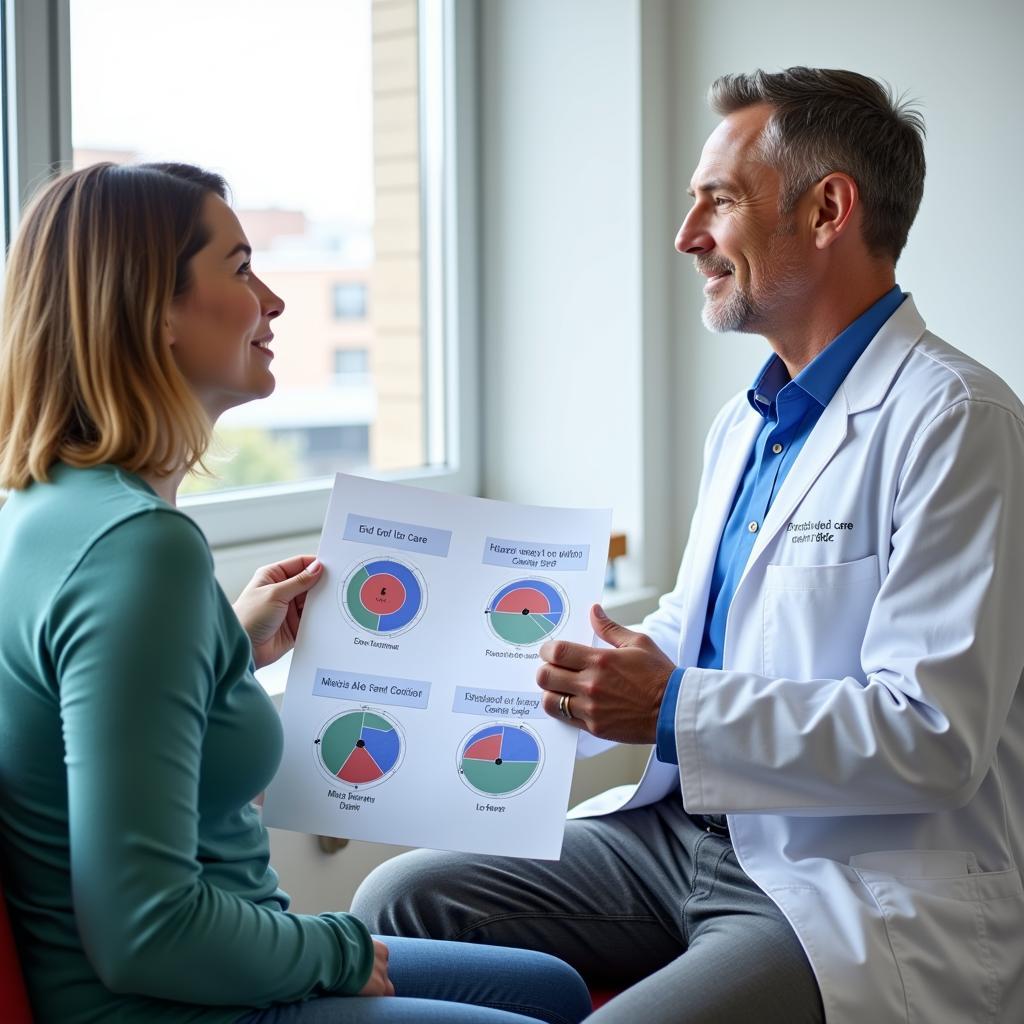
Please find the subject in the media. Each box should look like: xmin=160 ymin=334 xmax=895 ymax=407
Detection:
xmin=808 ymin=172 xmax=858 ymax=250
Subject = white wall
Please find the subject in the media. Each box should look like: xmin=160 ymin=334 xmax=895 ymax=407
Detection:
xmin=478 ymin=0 xmax=680 ymax=595
xmin=665 ymin=0 xmax=1024 ymax=551
xmin=475 ymin=0 xmax=1024 ymax=564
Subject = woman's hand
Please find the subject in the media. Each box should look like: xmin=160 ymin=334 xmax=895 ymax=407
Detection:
xmin=358 ymin=939 xmax=395 ymax=997
xmin=232 ymin=555 xmax=324 ymax=670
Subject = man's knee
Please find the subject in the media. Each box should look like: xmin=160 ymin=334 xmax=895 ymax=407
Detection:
xmin=351 ymin=849 xmax=463 ymax=938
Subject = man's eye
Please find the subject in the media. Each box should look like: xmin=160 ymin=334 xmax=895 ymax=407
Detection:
xmin=713 ymin=196 xmax=732 ymax=207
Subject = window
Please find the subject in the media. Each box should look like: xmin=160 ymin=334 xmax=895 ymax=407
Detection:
xmin=333 ymin=348 xmax=370 ymax=377
xmin=71 ymin=0 xmax=425 ymax=495
xmin=333 ymin=282 xmax=369 ymax=321
xmin=0 ymin=0 xmax=479 ymax=542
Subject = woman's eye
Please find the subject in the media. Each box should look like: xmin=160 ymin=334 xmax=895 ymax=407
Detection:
xmin=237 ymin=260 xmax=252 ymax=276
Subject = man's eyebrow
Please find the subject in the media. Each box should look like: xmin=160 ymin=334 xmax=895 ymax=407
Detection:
xmin=687 ymin=178 xmax=739 ymax=198
xmin=225 ymin=242 xmax=252 ymax=260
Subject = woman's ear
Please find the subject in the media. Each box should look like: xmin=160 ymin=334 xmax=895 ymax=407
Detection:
xmin=164 ymin=311 xmax=178 ymax=348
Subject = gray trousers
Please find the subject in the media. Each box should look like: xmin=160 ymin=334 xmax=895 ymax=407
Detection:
xmin=351 ymin=791 xmax=824 ymax=1024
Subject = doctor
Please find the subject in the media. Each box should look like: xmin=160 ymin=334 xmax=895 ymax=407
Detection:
xmin=353 ymin=68 xmax=1024 ymax=1023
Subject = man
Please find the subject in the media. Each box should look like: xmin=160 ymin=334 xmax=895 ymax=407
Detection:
xmin=353 ymin=69 xmax=1024 ymax=1023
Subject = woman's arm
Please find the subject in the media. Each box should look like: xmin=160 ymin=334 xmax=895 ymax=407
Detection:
xmin=48 ymin=511 xmax=373 ymax=1006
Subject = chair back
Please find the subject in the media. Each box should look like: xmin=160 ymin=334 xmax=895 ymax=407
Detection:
xmin=0 ymin=872 xmax=33 ymax=1024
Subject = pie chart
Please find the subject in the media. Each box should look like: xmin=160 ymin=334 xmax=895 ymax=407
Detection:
xmin=316 ymin=709 xmax=403 ymax=788
xmin=485 ymin=578 xmax=567 ymax=646
xmin=458 ymin=724 xmax=543 ymax=798
xmin=342 ymin=557 xmax=426 ymax=637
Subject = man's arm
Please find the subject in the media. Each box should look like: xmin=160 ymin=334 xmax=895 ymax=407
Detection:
xmin=563 ymin=397 xmax=747 ymax=759
xmin=542 ymin=398 xmax=1024 ymax=815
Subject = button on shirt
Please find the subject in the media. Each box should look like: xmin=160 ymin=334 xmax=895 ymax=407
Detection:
xmin=656 ymin=285 xmax=906 ymax=766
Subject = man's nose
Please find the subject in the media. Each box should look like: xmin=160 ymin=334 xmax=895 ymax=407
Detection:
xmin=675 ymin=207 xmax=713 ymax=255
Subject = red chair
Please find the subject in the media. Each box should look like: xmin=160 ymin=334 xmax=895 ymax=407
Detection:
xmin=0 ymin=875 xmax=33 ymax=1024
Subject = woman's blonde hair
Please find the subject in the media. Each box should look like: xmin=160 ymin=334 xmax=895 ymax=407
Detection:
xmin=0 ymin=161 xmax=228 ymax=489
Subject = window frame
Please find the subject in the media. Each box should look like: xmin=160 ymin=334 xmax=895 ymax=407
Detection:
xmin=1 ymin=0 xmax=10 ymax=264
xmin=2 ymin=0 xmax=481 ymax=547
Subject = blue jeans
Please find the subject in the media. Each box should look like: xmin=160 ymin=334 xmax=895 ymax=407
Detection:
xmin=234 ymin=935 xmax=591 ymax=1024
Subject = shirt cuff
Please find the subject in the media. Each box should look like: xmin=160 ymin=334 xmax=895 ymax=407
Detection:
xmin=655 ymin=667 xmax=685 ymax=765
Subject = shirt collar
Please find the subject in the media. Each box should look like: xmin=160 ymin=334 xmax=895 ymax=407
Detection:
xmin=747 ymin=285 xmax=906 ymax=419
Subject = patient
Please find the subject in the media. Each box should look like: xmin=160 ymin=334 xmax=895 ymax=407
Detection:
xmin=0 ymin=162 xmax=590 ymax=1024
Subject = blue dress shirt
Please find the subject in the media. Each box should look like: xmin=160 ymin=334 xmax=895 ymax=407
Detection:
xmin=656 ymin=286 xmax=906 ymax=765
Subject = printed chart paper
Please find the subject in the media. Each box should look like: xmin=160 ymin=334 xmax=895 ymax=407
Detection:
xmin=262 ymin=474 xmax=611 ymax=859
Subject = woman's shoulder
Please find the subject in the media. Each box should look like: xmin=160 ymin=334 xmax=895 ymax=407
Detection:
xmin=42 ymin=460 xmax=166 ymax=505
xmin=2 ymin=462 xmax=211 ymax=604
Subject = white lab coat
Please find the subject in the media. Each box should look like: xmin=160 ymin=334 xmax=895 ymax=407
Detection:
xmin=571 ymin=296 xmax=1024 ymax=1023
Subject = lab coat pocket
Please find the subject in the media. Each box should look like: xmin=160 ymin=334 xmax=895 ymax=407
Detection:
xmin=763 ymin=555 xmax=878 ymax=681
xmin=851 ymin=849 xmax=1023 ymax=1024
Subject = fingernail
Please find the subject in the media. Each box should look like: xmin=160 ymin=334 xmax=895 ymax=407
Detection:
xmin=309 ymin=560 xmax=323 ymax=574
xmin=593 ymin=604 xmax=607 ymax=620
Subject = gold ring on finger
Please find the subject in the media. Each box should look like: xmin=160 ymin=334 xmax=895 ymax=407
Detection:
xmin=558 ymin=693 xmax=574 ymax=720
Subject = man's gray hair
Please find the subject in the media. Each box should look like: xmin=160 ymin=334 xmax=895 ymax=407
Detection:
xmin=709 ymin=68 xmax=926 ymax=263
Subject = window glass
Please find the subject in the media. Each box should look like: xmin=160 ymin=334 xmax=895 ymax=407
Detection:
xmin=69 ymin=0 xmax=432 ymax=493
xmin=334 ymin=348 xmax=370 ymax=376
xmin=333 ymin=282 xmax=369 ymax=320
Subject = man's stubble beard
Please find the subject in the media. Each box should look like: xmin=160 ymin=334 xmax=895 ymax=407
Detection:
xmin=701 ymin=220 xmax=806 ymax=335
xmin=701 ymin=277 xmax=755 ymax=334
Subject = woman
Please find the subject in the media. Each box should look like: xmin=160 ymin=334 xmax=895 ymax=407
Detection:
xmin=0 ymin=163 xmax=591 ymax=1024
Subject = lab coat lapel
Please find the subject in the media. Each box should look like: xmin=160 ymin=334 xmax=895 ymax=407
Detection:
xmin=729 ymin=296 xmax=929 ymax=585
xmin=678 ymin=411 xmax=762 ymax=666
xmin=735 ymin=295 xmax=928 ymax=581
xmin=740 ymin=384 xmax=850 ymax=579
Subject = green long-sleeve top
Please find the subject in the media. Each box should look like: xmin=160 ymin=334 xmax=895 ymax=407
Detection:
xmin=0 ymin=463 xmax=373 ymax=1023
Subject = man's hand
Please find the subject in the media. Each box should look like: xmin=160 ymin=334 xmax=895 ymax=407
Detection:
xmin=232 ymin=556 xmax=324 ymax=670
xmin=536 ymin=605 xmax=676 ymax=743
xmin=358 ymin=938 xmax=395 ymax=997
